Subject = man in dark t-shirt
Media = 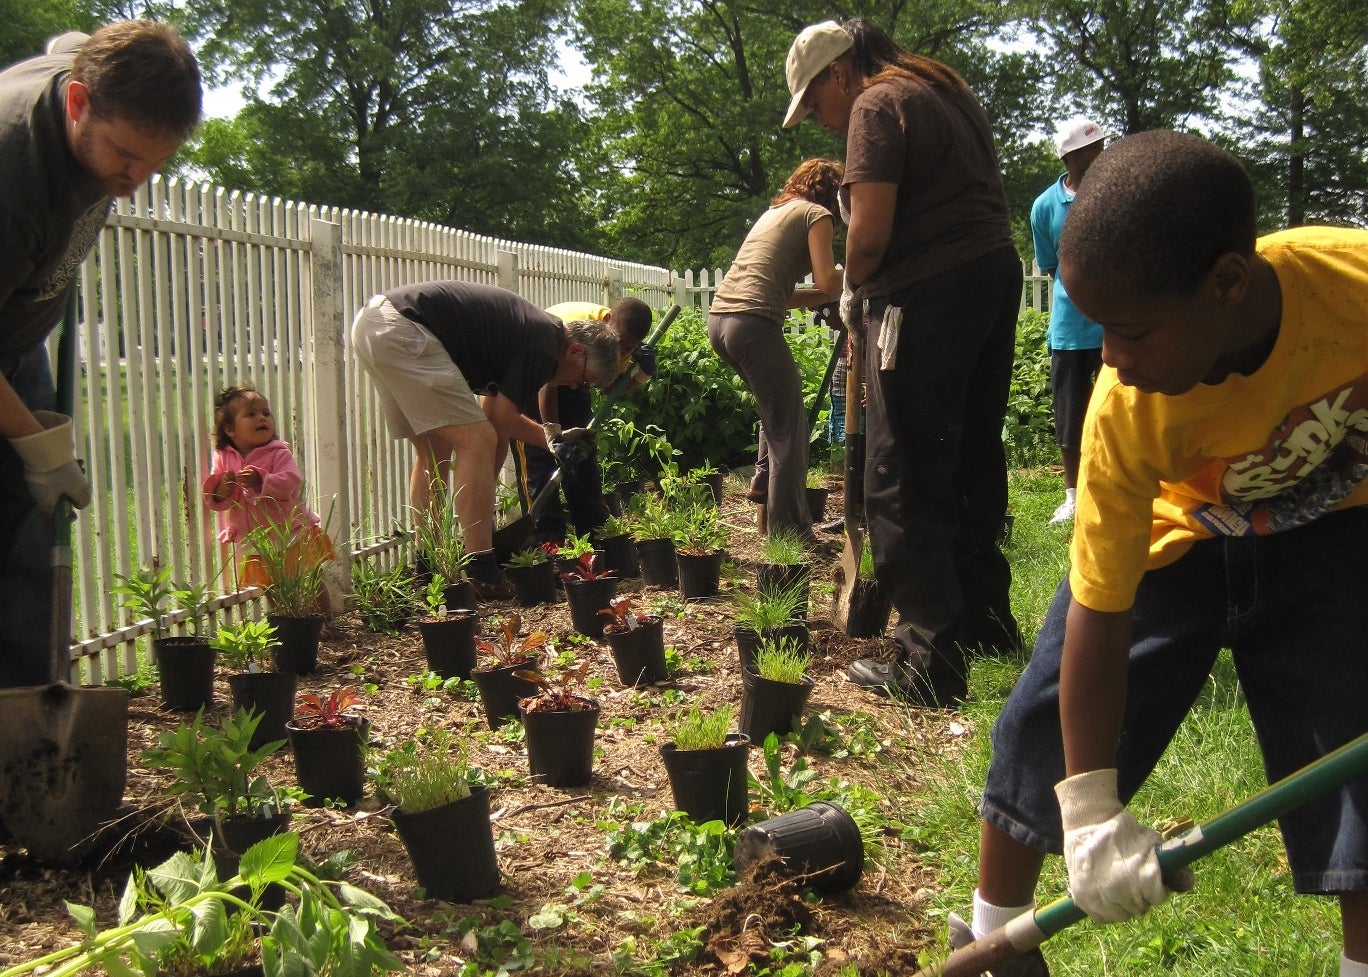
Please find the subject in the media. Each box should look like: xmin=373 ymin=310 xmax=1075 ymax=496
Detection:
xmin=351 ymin=281 xmax=622 ymax=598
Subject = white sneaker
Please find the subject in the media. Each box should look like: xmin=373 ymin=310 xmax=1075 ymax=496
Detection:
xmin=1048 ymin=498 xmax=1075 ymax=525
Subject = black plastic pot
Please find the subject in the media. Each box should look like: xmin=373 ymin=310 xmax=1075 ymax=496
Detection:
xmin=755 ymin=563 xmax=811 ymax=620
xmin=153 ymin=636 xmax=216 ymax=711
xmin=734 ymin=801 xmax=864 ymax=893
xmin=734 ymin=622 xmax=810 ymax=674
xmin=227 ymin=670 xmax=297 ymax=749
xmin=563 ymin=577 xmax=618 ymax=639
xmin=806 ymin=486 xmax=829 ymax=523
xmin=844 ymin=579 xmax=892 ymax=638
xmin=702 ymin=472 xmax=725 ymax=506
xmin=419 ymin=610 xmax=478 ymax=679
xmin=471 ymin=656 xmax=540 ymax=729
xmin=596 ymin=532 xmax=640 ymax=579
xmin=658 ymin=733 xmax=750 ymax=827
xmin=635 ymin=537 xmax=678 ymax=588
xmin=443 ymin=579 xmax=477 ymax=611
xmin=676 ymin=551 xmax=722 ymax=601
xmin=740 ymin=669 xmax=815 ymax=744
xmin=267 ymin=614 xmax=325 ymax=675
xmin=186 ymin=810 xmax=292 ymax=909
xmin=505 ymin=562 xmax=558 ymax=606
xmin=604 ymin=616 xmax=668 ymax=686
xmin=519 ymin=697 xmax=600 ymax=787
xmin=287 ymin=718 xmax=369 ymax=807
xmin=391 ymin=784 xmax=500 ymax=902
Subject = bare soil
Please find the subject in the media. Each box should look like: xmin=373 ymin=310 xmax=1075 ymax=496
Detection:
xmin=0 ymin=481 xmax=978 ymax=976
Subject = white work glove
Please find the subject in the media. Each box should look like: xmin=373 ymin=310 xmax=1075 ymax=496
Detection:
xmin=9 ymin=411 xmax=91 ymax=516
xmin=839 ymin=280 xmax=863 ymax=337
xmin=1055 ymin=768 xmax=1175 ymax=923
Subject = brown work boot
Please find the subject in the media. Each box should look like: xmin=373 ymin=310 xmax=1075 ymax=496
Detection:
xmin=946 ymin=913 xmax=1050 ymax=977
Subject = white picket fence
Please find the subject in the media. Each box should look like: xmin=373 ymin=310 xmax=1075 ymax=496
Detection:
xmin=58 ymin=174 xmax=1051 ymax=683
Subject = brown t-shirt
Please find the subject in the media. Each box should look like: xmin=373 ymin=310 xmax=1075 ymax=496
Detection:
xmin=842 ymin=74 xmax=1011 ymax=299
xmin=710 ymin=199 xmax=833 ymax=324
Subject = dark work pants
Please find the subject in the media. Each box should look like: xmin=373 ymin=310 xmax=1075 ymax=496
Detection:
xmin=863 ymin=246 xmax=1022 ymax=667
xmin=512 ymin=386 xmax=607 ymax=544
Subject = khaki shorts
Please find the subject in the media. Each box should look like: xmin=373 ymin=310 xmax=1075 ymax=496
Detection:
xmin=350 ymin=294 xmax=486 ymax=438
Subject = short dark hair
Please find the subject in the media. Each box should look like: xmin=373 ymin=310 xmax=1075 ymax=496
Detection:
xmin=609 ymin=297 xmax=653 ymax=344
xmin=71 ymin=20 xmax=202 ymax=138
xmin=1059 ymin=130 xmax=1256 ymax=296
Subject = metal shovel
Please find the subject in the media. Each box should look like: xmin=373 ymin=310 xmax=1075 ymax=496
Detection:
xmin=911 ymin=728 xmax=1368 ymax=976
xmin=0 ymin=291 xmax=129 ymax=864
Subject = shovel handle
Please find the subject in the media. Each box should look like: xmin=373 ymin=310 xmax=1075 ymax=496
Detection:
xmin=915 ymin=728 xmax=1368 ymax=976
xmin=49 ymin=288 xmax=78 ymax=683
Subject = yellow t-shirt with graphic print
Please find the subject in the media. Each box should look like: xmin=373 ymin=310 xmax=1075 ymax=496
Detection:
xmin=1070 ymin=226 xmax=1368 ymax=613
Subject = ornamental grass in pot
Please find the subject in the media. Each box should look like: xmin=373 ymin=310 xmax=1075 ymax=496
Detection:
xmin=658 ymin=703 xmax=750 ymax=827
xmin=411 ymin=475 xmax=477 ymax=609
xmin=740 ymin=636 xmax=816 ymax=744
xmin=245 ymin=508 xmax=336 ymax=676
xmin=731 ymin=578 xmax=811 ymax=672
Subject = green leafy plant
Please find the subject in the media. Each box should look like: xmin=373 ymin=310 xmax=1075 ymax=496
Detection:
xmin=731 ymin=579 xmax=807 ymax=632
xmin=558 ymin=532 xmax=595 ymax=560
xmin=601 ymin=798 xmax=736 ymax=896
xmin=351 ymin=556 xmax=414 ymax=635
xmin=476 ymin=612 xmax=551 ymax=668
xmin=8 ymin=833 xmax=403 ymax=977
xmin=858 ymin=544 xmax=876 ymax=580
xmin=753 ymin=636 xmax=810 ymax=684
xmin=504 ymin=546 xmax=549 ymax=569
xmin=244 ymin=505 xmax=335 ymax=617
xmin=805 ymin=469 xmax=827 ymax=489
xmin=630 ymin=495 xmax=680 ymax=542
xmin=293 ymin=686 xmax=364 ymax=730
xmin=758 ymin=529 xmax=810 ymax=567
xmin=596 ymin=513 xmax=633 ymax=539
xmin=142 ymin=707 xmax=296 ymax=820
xmin=672 ymin=503 xmax=725 ymax=555
xmin=422 ymin=573 xmax=449 ymax=618
xmin=514 ymin=659 xmax=594 ymax=712
xmin=210 ymin=617 xmax=279 ymax=672
xmin=410 ymin=476 xmax=471 ymax=583
xmin=114 ymin=561 xmax=215 ymax=639
xmin=375 ymin=726 xmax=473 ymax=812
xmin=669 ymin=703 xmax=735 ymax=751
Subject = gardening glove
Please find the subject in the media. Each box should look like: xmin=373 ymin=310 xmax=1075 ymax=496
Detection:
xmin=551 ymin=427 xmax=595 ymax=467
xmin=630 ymin=344 xmax=657 ymax=377
xmin=9 ymin=410 xmax=91 ymax=516
xmin=1056 ymin=768 xmax=1185 ymax=923
xmin=839 ymin=280 xmax=863 ymax=338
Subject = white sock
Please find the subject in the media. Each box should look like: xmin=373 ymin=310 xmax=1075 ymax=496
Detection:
xmin=1064 ymin=487 xmax=1076 ymax=504
xmin=971 ymin=888 xmax=1034 ymax=940
xmin=1342 ymin=954 xmax=1368 ymax=977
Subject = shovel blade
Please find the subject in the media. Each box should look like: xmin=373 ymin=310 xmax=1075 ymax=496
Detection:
xmin=0 ymin=682 xmax=129 ymax=863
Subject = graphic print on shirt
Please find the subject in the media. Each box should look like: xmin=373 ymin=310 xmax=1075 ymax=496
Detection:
xmin=1193 ymin=380 xmax=1368 ymax=536
xmin=37 ymin=198 xmax=112 ymax=300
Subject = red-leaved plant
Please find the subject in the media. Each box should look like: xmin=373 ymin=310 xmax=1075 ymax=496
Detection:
xmin=514 ymin=660 xmax=594 ymax=713
xmin=560 ymin=552 xmax=617 ymax=583
xmin=475 ymin=612 xmax=550 ymax=668
xmin=598 ymin=594 xmax=654 ymax=634
xmin=293 ymin=686 xmax=364 ymax=730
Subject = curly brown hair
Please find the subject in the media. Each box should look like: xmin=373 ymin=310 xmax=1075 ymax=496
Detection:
xmin=772 ymin=158 xmax=844 ymax=219
xmin=212 ymin=385 xmax=266 ymax=450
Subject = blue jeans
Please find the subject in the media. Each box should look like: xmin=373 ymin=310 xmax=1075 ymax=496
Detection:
xmin=0 ymin=346 xmax=57 ymax=687
xmin=983 ymin=506 xmax=1368 ymax=894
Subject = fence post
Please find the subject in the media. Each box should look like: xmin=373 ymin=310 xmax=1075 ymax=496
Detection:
xmin=307 ymin=216 xmax=352 ymax=605
xmin=497 ymin=249 xmax=519 ymax=292
xmin=604 ymin=268 xmax=623 ymax=306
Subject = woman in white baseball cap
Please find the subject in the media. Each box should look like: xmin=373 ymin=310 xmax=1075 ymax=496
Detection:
xmin=782 ymin=21 xmax=1024 ymax=717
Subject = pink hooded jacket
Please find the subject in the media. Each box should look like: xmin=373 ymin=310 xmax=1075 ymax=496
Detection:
xmin=202 ymin=439 xmax=321 ymax=544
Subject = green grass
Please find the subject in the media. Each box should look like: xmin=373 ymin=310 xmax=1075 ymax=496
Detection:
xmin=898 ymin=467 xmax=1342 ymax=976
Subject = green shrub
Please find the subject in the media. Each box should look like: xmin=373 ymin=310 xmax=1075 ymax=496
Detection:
xmin=1003 ymin=309 xmax=1055 ymax=468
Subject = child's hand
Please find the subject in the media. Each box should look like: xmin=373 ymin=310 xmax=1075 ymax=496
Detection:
xmin=238 ymin=468 xmax=263 ymax=492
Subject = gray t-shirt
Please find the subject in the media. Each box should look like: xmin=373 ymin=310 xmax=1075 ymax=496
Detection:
xmin=382 ymin=281 xmax=563 ymax=413
xmin=710 ymin=199 xmax=832 ymax=324
xmin=0 ymin=39 xmax=110 ymax=356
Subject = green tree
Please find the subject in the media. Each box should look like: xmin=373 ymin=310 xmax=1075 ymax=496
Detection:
xmin=0 ymin=0 xmax=97 ymax=68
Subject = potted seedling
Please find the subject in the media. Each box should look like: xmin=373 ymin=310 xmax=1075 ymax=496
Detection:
xmin=673 ymin=503 xmax=727 ymax=600
xmin=416 ymin=575 xmax=478 ymax=679
xmin=843 ymin=546 xmax=892 ymax=638
xmin=287 ymin=686 xmax=369 ymax=807
xmin=351 ymin=556 xmax=415 ymax=634
xmin=740 ymin=636 xmax=816 ymax=744
xmin=731 ymin=578 xmax=810 ymax=672
xmin=805 ymin=469 xmax=830 ymax=523
xmin=658 ymin=703 xmax=750 ymax=827
xmin=412 ymin=476 xmax=476 ymax=609
xmin=593 ymin=513 xmax=640 ymax=578
xmin=755 ymin=528 xmax=812 ymax=613
xmin=142 ymin=707 xmax=301 ymax=878
xmin=599 ymin=593 xmax=667 ymax=686
xmin=690 ymin=461 xmax=725 ymax=506
xmin=514 ymin=660 xmax=600 ymax=787
xmin=471 ymin=612 xmax=550 ymax=729
xmin=631 ymin=496 xmax=679 ymax=588
xmin=503 ymin=543 xmax=558 ymax=606
xmin=554 ymin=531 xmax=597 ymax=578
xmin=560 ymin=552 xmax=619 ymax=638
xmin=214 ymin=617 xmax=295 ymax=750
xmin=114 ymin=562 xmax=216 ymax=711
xmin=377 ymin=727 xmax=499 ymax=902
xmin=245 ymin=508 xmax=336 ymax=675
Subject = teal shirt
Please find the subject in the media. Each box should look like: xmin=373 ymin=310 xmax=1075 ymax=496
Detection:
xmin=1030 ymin=174 xmax=1103 ymax=351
